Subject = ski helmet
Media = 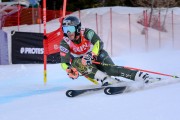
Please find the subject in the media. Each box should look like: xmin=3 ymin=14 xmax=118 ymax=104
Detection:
xmin=62 ymin=16 xmax=81 ymax=37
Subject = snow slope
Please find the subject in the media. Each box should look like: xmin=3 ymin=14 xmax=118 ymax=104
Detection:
xmin=1 ymin=6 xmax=180 ymax=120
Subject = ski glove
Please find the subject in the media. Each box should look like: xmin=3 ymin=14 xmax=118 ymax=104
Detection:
xmin=82 ymin=52 xmax=96 ymax=66
xmin=66 ymin=67 xmax=79 ymax=79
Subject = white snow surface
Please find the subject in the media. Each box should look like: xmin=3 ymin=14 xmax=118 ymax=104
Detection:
xmin=1 ymin=6 xmax=180 ymax=120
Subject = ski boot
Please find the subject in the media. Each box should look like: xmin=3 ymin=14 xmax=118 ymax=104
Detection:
xmin=94 ymin=70 xmax=120 ymax=86
xmin=135 ymin=71 xmax=161 ymax=83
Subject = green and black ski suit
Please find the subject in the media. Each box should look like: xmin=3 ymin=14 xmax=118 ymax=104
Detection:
xmin=60 ymin=28 xmax=138 ymax=84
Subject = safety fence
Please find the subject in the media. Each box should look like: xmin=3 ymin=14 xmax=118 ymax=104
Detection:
xmin=72 ymin=7 xmax=180 ymax=56
xmin=2 ymin=6 xmax=72 ymax=31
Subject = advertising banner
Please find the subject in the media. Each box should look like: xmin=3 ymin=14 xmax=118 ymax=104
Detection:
xmin=11 ymin=31 xmax=61 ymax=64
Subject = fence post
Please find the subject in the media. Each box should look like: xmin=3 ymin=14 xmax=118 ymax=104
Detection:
xmin=145 ymin=10 xmax=148 ymax=51
xmin=38 ymin=5 xmax=41 ymax=33
xmin=172 ymin=10 xmax=174 ymax=48
xmin=96 ymin=13 xmax=98 ymax=35
xmin=100 ymin=15 xmax=103 ymax=40
xmin=110 ymin=8 xmax=112 ymax=56
xmin=17 ymin=4 xmax=20 ymax=31
xmin=78 ymin=9 xmax=81 ymax=20
xmin=143 ymin=10 xmax=148 ymax=51
xmin=32 ymin=7 xmax=35 ymax=24
xmin=128 ymin=13 xmax=131 ymax=50
xmin=158 ymin=10 xmax=161 ymax=48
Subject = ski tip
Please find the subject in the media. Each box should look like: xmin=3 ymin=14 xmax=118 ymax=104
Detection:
xmin=66 ymin=90 xmax=75 ymax=97
xmin=104 ymin=87 xmax=113 ymax=95
xmin=104 ymin=86 xmax=127 ymax=95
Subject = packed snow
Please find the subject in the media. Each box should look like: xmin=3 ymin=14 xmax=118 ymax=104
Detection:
xmin=1 ymin=6 xmax=180 ymax=120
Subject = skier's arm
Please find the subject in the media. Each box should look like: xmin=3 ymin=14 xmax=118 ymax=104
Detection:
xmin=92 ymin=40 xmax=100 ymax=56
xmin=84 ymin=29 xmax=103 ymax=56
xmin=60 ymin=40 xmax=78 ymax=79
xmin=61 ymin=63 xmax=70 ymax=70
xmin=61 ymin=62 xmax=79 ymax=79
xmin=60 ymin=42 xmax=70 ymax=70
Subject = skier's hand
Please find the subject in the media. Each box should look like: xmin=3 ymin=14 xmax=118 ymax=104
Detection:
xmin=66 ymin=67 xmax=79 ymax=79
xmin=82 ymin=52 xmax=96 ymax=66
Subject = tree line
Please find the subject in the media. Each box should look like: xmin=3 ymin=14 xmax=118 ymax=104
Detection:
xmin=42 ymin=0 xmax=180 ymax=11
xmin=2 ymin=0 xmax=180 ymax=11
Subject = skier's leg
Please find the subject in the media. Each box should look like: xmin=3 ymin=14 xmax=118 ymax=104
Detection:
xmin=96 ymin=49 xmax=138 ymax=80
xmin=134 ymin=71 xmax=161 ymax=83
xmin=94 ymin=70 xmax=120 ymax=86
xmin=95 ymin=49 xmax=115 ymax=72
xmin=96 ymin=49 xmax=159 ymax=83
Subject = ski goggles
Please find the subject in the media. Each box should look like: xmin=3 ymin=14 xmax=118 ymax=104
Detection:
xmin=62 ymin=26 xmax=76 ymax=34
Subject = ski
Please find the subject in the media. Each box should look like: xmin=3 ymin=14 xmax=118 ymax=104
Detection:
xmin=66 ymin=77 xmax=177 ymax=97
xmin=103 ymin=77 xmax=166 ymax=95
xmin=66 ymin=87 xmax=104 ymax=97
xmin=104 ymin=86 xmax=127 ymax=95
xmin=66 ymin=78 xmax=124 ymax=97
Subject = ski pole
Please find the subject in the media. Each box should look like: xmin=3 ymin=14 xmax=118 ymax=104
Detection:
xmin=92 ymin=61 xmax=179 ymax=78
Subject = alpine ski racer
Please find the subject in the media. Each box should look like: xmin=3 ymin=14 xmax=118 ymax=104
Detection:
xmin=60 ymin=16 xmax=158 ymax=86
